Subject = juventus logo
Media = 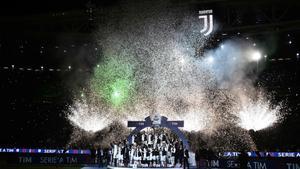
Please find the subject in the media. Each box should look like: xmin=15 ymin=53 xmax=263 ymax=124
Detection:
xmin=199 ymin=10 xmax=214 ymax=36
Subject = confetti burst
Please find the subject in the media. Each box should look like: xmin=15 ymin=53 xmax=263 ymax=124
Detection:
xmin=66 ymin=1 xmax=284 ymax=150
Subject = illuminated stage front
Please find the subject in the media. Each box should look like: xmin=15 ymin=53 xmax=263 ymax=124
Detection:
xmin=127 ymin=115 xmax=189 ymax=150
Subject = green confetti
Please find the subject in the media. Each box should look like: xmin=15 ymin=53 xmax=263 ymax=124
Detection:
xmin=91 ymin=57 xmax=135 ymax=108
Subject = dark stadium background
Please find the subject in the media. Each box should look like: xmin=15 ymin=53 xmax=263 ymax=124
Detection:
xmin=0 ymin=0 xmax=300 ymax=151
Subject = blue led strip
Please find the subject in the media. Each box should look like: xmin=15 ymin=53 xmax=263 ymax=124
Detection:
xmin=222 ymin=152 xmax=300 ymax=158
xmin=0 ymin=148 xmax=91 ymax=155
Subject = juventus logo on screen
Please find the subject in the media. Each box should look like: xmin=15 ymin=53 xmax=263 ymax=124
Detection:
xmin=199 ymin=10 xmax=213 ymax=36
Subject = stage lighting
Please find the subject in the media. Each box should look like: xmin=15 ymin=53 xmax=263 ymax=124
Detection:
xmin=68 ymin=65 xmax=72 ymax=70
xmin=220 ymin=45 xmax=224 ymax=49
xmin=296 ymin=53 xmax=299 ymax=57
xmin=251 ymin=51 xmax=262 ymax=61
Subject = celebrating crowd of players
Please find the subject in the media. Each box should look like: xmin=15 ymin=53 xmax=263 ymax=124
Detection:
xmin=110 ymin=128 xmax=189 ymax=168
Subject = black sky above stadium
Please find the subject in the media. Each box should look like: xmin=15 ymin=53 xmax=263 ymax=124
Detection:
xmin=0 ymin=0 xmax=119 ymax=16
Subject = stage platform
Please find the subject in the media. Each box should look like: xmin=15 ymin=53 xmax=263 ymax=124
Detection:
xmin=81 ymin=166 xmax=184 ymax=169
xmin=82 ymin=167 xmax=184 ymax=169
xmin=81 ymin=165 xmax=191 ymax=169
xmin=107 ymin=166 xmax=184 ymax=169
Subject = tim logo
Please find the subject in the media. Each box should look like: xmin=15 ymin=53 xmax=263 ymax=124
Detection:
xmin=199 ymin=10 xmax=213 ymax=36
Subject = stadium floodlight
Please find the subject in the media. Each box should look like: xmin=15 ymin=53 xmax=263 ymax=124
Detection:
xmin=207 ymin=56 xmax=214 ymax=64
xmin=251 ymin=51 xmax=262 ymax=61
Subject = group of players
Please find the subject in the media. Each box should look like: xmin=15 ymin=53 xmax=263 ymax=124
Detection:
xmin=110 ymin=128 xmax=189 ymax=168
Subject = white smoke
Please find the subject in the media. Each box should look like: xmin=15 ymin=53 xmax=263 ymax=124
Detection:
xmin=201 ymin=40 xmax=281 ymax=131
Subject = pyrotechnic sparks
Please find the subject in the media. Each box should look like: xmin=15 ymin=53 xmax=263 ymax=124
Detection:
xmin=238 ymin=98 xmax=280 ymax=131
xmin=68 ymin=100 xmax=111 ymax=132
